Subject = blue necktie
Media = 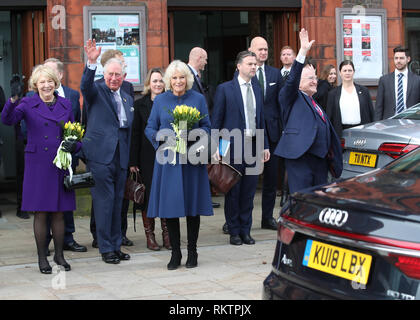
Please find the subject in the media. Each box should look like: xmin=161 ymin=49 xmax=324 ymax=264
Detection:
xmin=396 ymin=73 xmax=405 ymax=114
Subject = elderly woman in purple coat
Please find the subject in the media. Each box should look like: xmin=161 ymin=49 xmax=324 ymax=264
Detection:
xmin=1 ymin=65 xmax=80 ymax=274
xmin=145 ymin=60 xmax=214 ymax=270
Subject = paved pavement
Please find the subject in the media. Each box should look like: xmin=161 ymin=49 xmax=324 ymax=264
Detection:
xmin=0 ymin=189 xmax=280 ymax=300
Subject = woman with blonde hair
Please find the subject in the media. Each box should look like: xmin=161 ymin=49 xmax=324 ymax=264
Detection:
xmin=1 ymin=65 xmax=80 ymax=274
xmin=145 ymin=60 xmax=213 ymax=270
xmin=129 ymin=67 xmax=171 ymax=251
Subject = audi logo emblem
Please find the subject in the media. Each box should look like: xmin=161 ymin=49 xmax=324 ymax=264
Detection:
xmin=353 ymin=138 xmax=367 ymax=147
xmin=319 ymin=208 xmax=349 ymax=227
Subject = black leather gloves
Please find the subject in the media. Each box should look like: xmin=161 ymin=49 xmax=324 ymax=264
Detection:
xmin=10 ymin=74 xmax=24 ymax=99
xmin=61 ymin=138 xmax=77 ymax=153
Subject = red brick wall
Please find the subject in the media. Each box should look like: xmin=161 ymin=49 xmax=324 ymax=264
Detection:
xmin=45 ymin=0 xmax=169 ymax=92
xmin=301 ymin=0 xmax=404 ymax=74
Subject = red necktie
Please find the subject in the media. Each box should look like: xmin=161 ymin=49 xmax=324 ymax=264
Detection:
xmin=310 ymin=97 xmax=325 ymax=122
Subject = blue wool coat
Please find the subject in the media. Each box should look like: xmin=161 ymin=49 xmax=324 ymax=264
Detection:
xmin=1 ymin=93 xmax=79 ymax=212
xmin=145 ymin=89 xmax=214 ymax=218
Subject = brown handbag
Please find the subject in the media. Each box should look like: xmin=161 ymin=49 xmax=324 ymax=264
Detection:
xmin=124 ymin=172 xmax=145 ymax=205
xmin=207 ymin=161 xmax=242 ymax=194
xmin=124 ymin=172 xmax=146 ymax=232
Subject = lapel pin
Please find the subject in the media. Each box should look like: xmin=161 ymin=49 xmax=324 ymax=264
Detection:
xmin=123 ymin=98 xmax=127 ymax=103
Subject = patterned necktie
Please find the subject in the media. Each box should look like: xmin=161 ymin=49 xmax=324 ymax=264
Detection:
xmin=258 ymin=67 xmax=265 ymax=100
xmin=245 ymin=82 xmax=256 ymax=136
xmin=396 ymin=73 xmax=405 ymax=114
xmin=310 ymin=96 xmax=325 ymax=122
xmin=112 ymin=91 xmax=127 ymax=127
xmin=283 ymin=70 xmax=290 ymax=81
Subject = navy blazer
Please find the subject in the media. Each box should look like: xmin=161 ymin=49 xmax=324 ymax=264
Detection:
xmin=80 ymin=66 xmax=134 ymax=168
xmin=274 ymin=60 xmax=343 ymax=178
xmin=252 ymin=64 xmax=284 ymax=143
xmin=211 ymin=74 xmax=268 ymax=161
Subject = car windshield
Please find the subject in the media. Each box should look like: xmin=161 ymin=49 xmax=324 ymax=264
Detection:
xmin=386 ymin=147 xmax=420 ymax=174
xmin=393 ymin=104 xmax=420 ymax=120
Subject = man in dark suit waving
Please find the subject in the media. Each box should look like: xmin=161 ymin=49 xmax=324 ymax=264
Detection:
xmin=274 ymin=29 xmax=342 ymax=194
xmin=80 ymin=39 xmax=133 ymax=264
xmin=212 ymin=50 xmax=270 ymax=246
xmin=374 ymin=46 xmax=420 ymax=121
xmin=249 ymin=36 xmax=284 ymax=230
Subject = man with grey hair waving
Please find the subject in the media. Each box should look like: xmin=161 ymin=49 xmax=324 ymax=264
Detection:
xmin=80 ymin=39 xmax=134 ymax=264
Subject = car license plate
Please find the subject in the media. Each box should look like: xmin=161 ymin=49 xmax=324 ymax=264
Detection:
xmin=302 ymin=240 xmax=372 ymax=285
xmin=348 ymin=151 xmax=377 ymax=168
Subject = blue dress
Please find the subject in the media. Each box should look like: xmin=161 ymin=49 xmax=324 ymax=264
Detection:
xmin=145 ymin=89 xmax=214 ymax=218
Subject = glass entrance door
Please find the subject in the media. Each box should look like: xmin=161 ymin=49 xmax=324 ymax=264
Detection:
xmin=0 ymin=11 xmax=16 ymax=179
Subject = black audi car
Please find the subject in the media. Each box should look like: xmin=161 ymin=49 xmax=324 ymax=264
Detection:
xmin=263 ymin=147 xmax=420 ymax=300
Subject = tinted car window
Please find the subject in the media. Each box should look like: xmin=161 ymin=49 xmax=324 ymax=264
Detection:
xmin=393 ymin=106 xmax=420 ymax=119
xmin=386 ymin=147 xmax=420 ymax=174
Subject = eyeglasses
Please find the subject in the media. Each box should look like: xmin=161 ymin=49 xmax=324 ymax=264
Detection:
xmin=302 ymin=76 xmax=318 ymax=81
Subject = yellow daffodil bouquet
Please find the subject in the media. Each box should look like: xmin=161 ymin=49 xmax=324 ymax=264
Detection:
xmin=53 ymin=121 xmax=85 ymax=179
xmin=168 ymin=105 xmax=206 ymax=155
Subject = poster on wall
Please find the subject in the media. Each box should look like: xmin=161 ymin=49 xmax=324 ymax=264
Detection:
xmin=91 ymin=14 xmax=141 ymax=84
xmin=83 ymin=5 xmax=147 ymax=91
xmin=336 ymin=9 xmax=387 ymax=86
xmin=342 ymin=15 xmax=382 ymax=80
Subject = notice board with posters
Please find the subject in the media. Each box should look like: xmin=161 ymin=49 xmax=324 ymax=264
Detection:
xmin=336 ymin=8 xmax=387 ymax=86
xmin=83 ymin=5 xmax=147 ymax=91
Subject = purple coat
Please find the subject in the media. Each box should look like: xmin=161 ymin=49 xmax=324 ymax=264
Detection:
xmin=1 ymin=93 xmax=79 ymax=212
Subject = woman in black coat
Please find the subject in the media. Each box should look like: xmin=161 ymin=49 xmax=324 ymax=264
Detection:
xmin=326 ymin=60 xmax=374 ymax=138
xmin=313 ymin=64 xmax=337 ymax=111
xmin=129 ymin=68 xmax=171 ymax=251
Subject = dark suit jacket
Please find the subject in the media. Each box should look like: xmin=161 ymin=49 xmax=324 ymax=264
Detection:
xmin=326 ymin=83 xmax=374 ymax=137
xmin=252 ymin=64 xmax=284 ymax=144
xmin=274 ymin=60 xmax=343 ymax=178
xmin=188 ymin=65 xmax=214 ymax=115
xmin=80 ymin=66 xmax=134 ymax=168
xmin=211 ymin=75 xmax=268 ymax=162
xmin=313 ymin=79 xmax=334 ymax=111
xmin=82 ymin=78 xmax=134 ymax=128
xmin=374 ymin=70 xmax=420 ymax=121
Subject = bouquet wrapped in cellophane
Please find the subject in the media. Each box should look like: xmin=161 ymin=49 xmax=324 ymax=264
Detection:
xmin=53 ymin=121 xmax=85 ymax=180
xmin=168 ymin=104 xmax=206 ymax=155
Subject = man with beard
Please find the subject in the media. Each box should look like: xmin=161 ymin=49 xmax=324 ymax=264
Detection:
xmin=374 ymin=46 xmax=420 ymax=120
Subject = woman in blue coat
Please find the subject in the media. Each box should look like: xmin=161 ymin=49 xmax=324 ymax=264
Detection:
xmin=145 ymin=60 xmax=213 ymax=270
xmin=1 ymin=65 xmax=80 ymax=274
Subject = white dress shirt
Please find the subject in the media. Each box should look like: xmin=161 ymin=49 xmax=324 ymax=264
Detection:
xmin=340 ymin=86 xmax=361 ymax=125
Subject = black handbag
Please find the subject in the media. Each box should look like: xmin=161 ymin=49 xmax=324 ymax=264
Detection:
xmin=64 ymin=172 xmax=95 ymax=190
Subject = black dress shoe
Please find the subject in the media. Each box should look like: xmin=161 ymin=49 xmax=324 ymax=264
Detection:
xmin=102 ymin=252 xmax=120 ymax=264
xmin=38 ymin=259 xmax=52 ymax=274
xmin=261 ymin=217 xmax=278 ymax=230
xmin=53 ymin=256 xmax=71 ymax=271
xmin=230 ymin=235 xmax=243 ymax=246
xmin=92 ymin=239 xmax=98 ymax=248
xmin=16 ymin=211 xmax=30 ymax=219
xmin=240 ymin=234 xmax=255 ymax=245
xmin=212 ymin=202 xmax=221 ymax=208
xmin=114 ymin=250 xmax=130 ymax=261
xmin=121 ymin=236 xmax=134 ymax=246
xmin=222 ymin=223 xmax=229 ymax=235
xmin=63 ymin=241 xmax=87 ymax=252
